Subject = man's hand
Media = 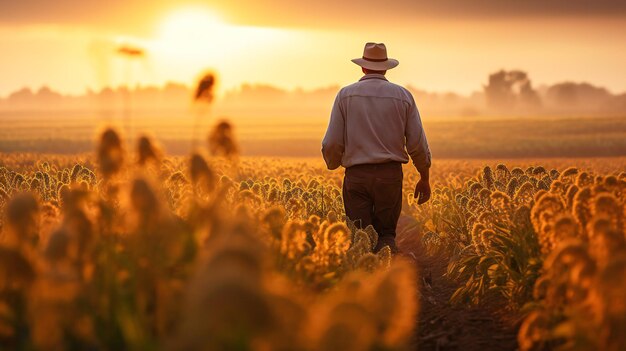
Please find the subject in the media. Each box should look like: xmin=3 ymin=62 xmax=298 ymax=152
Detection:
xmin=414 ymin=179 xmax=431 ymax=205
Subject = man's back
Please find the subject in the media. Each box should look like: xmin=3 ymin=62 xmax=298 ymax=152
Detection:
xmin=322 ymin=73 xmax=430 ymax=173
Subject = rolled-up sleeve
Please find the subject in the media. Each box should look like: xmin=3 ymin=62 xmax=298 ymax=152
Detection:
xmin=405 ymin=97 xmax=431 ymax=173
xmin=321 ymin=93 xmax=345 ymax=170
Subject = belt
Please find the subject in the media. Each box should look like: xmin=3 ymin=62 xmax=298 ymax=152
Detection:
xmin=346 ymin=161 xmax=402 ymax=171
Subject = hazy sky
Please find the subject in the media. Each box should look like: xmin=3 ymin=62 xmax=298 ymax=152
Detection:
xmin=1 ymin=0 xmax=626 ymax=96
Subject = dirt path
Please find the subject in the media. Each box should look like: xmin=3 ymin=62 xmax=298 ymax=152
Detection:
xmin=396 ymin=216 xmax=519 ymax=351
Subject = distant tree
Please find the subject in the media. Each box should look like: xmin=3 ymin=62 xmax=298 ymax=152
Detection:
xmin=35 ymin=86 xmax=63 ymax=107
xmin=484 ymin=70 xmax=540 ymax=110
xmin=545 ymin=82 xmax=611 ymax=109
xmin=612 ymin=93 xmax=626 ymax=111
xmin=7 ymin=87 xmax=35 ymax=106
xmin=519 ymin=80 xmax=541 ymax=108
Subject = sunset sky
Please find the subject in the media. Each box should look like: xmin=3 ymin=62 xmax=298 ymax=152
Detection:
xmin=1 ymin=0 xmax=626 ymax=97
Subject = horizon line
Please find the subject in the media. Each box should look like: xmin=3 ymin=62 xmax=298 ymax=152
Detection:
xmin=1 ymin=76 xmax=624 ymax=101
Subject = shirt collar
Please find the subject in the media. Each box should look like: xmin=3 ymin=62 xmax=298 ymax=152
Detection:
xmin=359 ymin=73 xmax=388 ymax=82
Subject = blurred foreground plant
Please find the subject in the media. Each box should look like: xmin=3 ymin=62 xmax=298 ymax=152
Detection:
xmin=0 ymin=126 xmax=419 ymax=351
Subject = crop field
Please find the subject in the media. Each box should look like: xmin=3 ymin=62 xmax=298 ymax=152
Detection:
xmin=0 ymin=125 xmax=624 ymax=351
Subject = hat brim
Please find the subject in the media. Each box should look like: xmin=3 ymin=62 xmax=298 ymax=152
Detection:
xmin=351 ymin=58 xmax=399 ymax=70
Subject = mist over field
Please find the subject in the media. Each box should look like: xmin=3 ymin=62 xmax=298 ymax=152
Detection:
xmin=2 ymin=69 xmax=626 ymax=117
xmin=2 ymin=69 xmax=626 ymax=158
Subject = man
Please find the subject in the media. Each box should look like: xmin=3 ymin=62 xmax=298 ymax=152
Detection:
xmin=322 ymin=42 xmax=431 ymax=254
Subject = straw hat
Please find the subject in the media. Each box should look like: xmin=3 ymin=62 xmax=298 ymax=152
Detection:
xmin=351 ymin=42 xmax=399 ymax=71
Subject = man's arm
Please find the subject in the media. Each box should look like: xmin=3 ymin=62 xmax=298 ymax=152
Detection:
xmin=321 ymin=93 xmax=345 ymax=170
xmin=405 ymin=96 xmax=432 ymax=204
xmin=405 ymin=96 xmax=431 ymax=172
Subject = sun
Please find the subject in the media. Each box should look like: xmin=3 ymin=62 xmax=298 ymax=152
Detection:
xmin=149 ymin=6 xmax=233 ymax=79
xmin=157 ymin=7 xmax=226 ymax=41
xmin=147 ymin=6 xmax=295 ymax=92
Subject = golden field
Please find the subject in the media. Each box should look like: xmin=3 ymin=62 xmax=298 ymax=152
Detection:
xmin=0 ymin=126 xmax=624 ymax=350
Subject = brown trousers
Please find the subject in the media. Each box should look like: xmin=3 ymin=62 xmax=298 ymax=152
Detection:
xmin=342 ymin=162 xmax=403 ymax=253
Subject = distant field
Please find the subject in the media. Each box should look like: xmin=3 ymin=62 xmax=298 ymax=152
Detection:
xmin=1 ymin=110 xmax=626 ymax=158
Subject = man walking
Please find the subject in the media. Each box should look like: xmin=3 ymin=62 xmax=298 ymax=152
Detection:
xmin=322 ymin=42 xmax=431 ymax=254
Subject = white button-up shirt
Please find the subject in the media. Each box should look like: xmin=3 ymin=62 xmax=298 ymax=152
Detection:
xmin=322 ymin=73 xmax=431 ymax=172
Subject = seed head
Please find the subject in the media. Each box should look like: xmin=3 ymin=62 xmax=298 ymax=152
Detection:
xmin=576 ymin=172 xmax=593 ymax=188
xmin=549 ymin=169 xmax=560 ymax=180
xmin=481 ymin=166 xmax=494 ymax=189
xmin=137 ymin=135 xmax=161 ymax=166
xmin=6 ymin=192 xmax=40 ymax=247
xmin=189 ymin=153 xmax=216 ymax=193
xmin=511 ymin=167 xmax=525 ymax=177
xmin=588 ymin=218 xmax=626 ymax=268
xmin=573 ymin=187 xmax=593 ymax=228
xmin=592 ymin=194 xmax=621 ymax=228
xmin=262 ymin=207 xmax=286 ymax=239
xmin=506 ymin=178 xmax=519 ymax=198
xmin=194 ymin=73 xmax=216 ymax=103
xmin=356 ymin=253 xmax=379 ymax=272
xmin=208 ymin=120 xmax=239 ymax=159
xmin=327 ymin=210 xmax=338 ymax=224
xmin=561 ymin=167 xmax=579 ymax=179
xmin=565 ymin=184 xmax=579 ymax=208
xmin=130 ymin=178 xmax=159 ymax=226
xmin=518 ymin=311 xmax=549 ymax=351
xmin=0 ymin=246 xmax=35 ymax=289
xmin=97 ymin=128 xmax=124 ymax=179
xmin=552 ymin=215 xmax=580 ymax=242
